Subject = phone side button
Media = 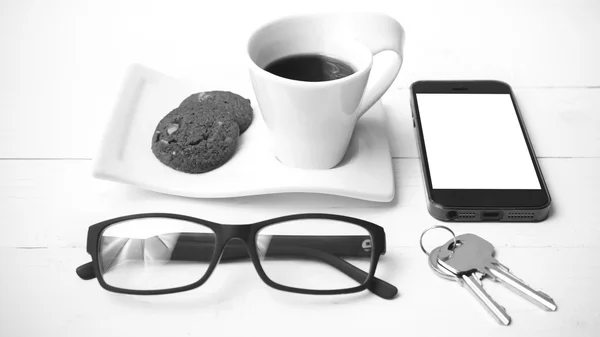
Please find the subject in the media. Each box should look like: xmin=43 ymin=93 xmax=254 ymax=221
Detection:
xmin=413 ymin=118 xmax=416 ymax=128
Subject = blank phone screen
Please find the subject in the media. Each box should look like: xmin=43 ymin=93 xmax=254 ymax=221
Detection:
xmin=416 ymin=93 xmax=541 ymax=190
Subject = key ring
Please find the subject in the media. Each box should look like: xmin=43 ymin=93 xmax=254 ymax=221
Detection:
xmin=419 ymin=225 xmax=457 ymax=256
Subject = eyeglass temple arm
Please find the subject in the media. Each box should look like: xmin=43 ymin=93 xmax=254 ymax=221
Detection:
xmin=76 ymin=262 xmax=95 ymax=280
xmin=264 ymin=245 xmax=397 ymax=299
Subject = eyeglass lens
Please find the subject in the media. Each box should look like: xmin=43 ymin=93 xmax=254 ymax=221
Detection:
xmin=99 ymin=218 xmax=216 ymax=291
xmin=256 ymin=219 xmax=372 ymax=290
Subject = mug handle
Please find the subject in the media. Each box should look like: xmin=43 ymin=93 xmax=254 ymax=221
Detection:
xmin=340 ymin=13 xmax=405 ymax=118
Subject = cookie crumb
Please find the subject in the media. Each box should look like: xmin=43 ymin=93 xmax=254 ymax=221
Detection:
xmin=167 ymin=124 xmax=179 ymax=135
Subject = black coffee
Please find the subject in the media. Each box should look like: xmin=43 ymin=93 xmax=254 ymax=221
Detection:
xmin=264 ymin=54 xmax=356 ymax=82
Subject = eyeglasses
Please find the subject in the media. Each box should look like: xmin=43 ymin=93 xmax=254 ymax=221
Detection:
xmin=76 ymin=213 xmax=397 ymax=299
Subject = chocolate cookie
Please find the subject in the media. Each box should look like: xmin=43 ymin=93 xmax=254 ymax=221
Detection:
xmin=151 ymin=106 xmax=239 ymax=173
xmin=179 ymin=91 xmax=253 ymax=134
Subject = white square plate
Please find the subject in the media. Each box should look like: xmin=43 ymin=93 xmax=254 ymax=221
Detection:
xmin=93 ymin=64 xmax=394 ymax=202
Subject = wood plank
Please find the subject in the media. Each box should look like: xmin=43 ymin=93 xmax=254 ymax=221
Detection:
xmin=1 ymin=158 xmax=598 ymax=248
xmin=1 ymin=0 xmax=599 ymax=158
xmin=0 ymin=247 xmax=597 ymax=337
xmin=1 ymin=86 xmax=599 ymax=159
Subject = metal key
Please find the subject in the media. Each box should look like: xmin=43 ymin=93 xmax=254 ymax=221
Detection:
xmin=430 ymin=245 xmax=512 ymax=325
xmin=429 ymin=246 xmax=471 ymax=282
xmin=438 ymin=234 xmax=558 ymax=313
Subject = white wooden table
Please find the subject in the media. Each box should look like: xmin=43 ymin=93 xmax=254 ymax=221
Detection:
xmin=1 ymin=0 xmax=599 ymax=336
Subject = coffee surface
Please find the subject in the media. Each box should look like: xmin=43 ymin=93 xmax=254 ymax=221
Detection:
xmin=264 ymin=54 xmax=356 ymax=82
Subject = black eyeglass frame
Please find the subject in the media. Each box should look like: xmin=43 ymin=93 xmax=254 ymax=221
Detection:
xmin=77 ymin=213 xmax=396 ymax=299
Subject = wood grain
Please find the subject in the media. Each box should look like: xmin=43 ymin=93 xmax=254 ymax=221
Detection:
xmin=1 ymin=0 xmax=599 ymax=158
xmin=0 ymin=158 xmax=598 ymax=248
xmin=0 ymin=247 xmax=597 ymax=337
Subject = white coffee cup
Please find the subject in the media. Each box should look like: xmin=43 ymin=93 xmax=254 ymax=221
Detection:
xmin=248 ymin=13 xmax=405 ymax=169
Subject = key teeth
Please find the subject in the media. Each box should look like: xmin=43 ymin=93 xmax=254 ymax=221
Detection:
xmin=496 ymin=305 xmax=511 ymax=326
xmin=494 ymin=304 xmax=511 ymax=326
xmin=539 ymin=291 xmax=558 ymax=311
xmin=489 ymin=263 xmax=558 ymax=312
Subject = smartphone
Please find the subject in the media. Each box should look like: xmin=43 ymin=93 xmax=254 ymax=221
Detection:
xmin=410 ymin=80 xmax=551 ymax=222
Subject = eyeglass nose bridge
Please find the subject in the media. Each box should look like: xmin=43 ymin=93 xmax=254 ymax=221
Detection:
xmin=220 ymin=224 xmax=254 ymax=243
